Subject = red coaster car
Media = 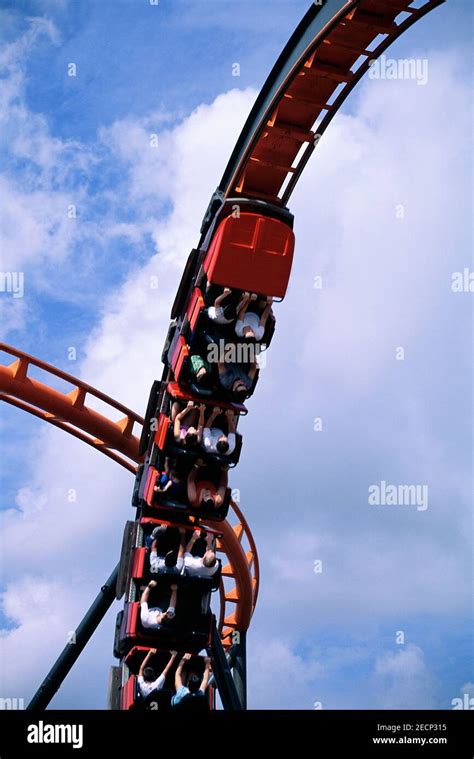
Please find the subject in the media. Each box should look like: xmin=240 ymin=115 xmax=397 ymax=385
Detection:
xmin=114 ymin=574 xmax=214 ymax=658
xmin=202 ymin=212 xmax=294 ymax=299
xmin=119 ymin=647 xmax=211 ymax=711
xmin=138 ymin=456 xmax=231 ymax=523
xmin=152 ymin=382 xmax=244 ymax=468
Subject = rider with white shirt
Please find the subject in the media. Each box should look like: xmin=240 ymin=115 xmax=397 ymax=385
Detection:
xmin=140 ymin=580 xmax=178 ymax=629
xmin=235 ymin=292 xmax=273 ymax=341
xmin=183 ymin=530 xmax=219 ymax=578
xmin=206 ymin=287 xmax=237 ymax=324
xmin=137 ymin=649 xmax=177 ymax=698
xmin=201 ymin=406 xmax=236 ymax=456
xmin=149 ymin=526 xmax=186 ymax=574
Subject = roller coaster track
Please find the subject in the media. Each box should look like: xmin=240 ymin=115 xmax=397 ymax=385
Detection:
xmin=0 ymin=344 xmax=259 ymax=648
xmin=1 ymin=0 xmax=444 ymax=710
xmin=216 ymin=0 xmax=444 ymax=206
xmin=0 ymin=344 xmax=142 ymax=472
xmin=199 ymin=0 xmax=444 ymax=246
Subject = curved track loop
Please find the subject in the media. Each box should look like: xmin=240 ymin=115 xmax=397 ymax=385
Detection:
xmin=218 ymin=0 xmax=444 ymax=205
xmin=217 ymin=499 xmax=260 ymax=648
xmin=0 ymin=343 xmax=142 ymax=472
xmin=0 ymin=343 xmax=258 ymax=647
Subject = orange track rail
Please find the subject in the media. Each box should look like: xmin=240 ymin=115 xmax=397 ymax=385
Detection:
xmin=0 ymin=343 xmax=258 ymax=647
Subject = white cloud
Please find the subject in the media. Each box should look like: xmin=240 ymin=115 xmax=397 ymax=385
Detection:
xmin=0 ymin=18 xmax=97 ymax=281
xmin=291 ymin=52 xmax=471 ymax=393
xmin=374 ymin=644 xmax=437 ymax=709
xmin=261 ymin=527 xmax=469 ymax=627
xmin=248 ymin=638 xmax=324 ymax=709
xmin=99 ymin=88 xmax=256 ymax=266
xmin=0 ymin=176 xmax=80 ymax=271
xmin=0 ymin=576 xmax=84 ymax=703
xmin=0 ymin=572 xmax=121 ymax=707
xmin=0 ymin=298 xmax=27 ymax=335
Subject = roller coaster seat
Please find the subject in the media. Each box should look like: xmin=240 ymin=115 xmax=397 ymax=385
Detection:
xmin=170 ymin=248 xmax=200 ymax=321
xmin=167 ymin=324 xmax=260 ymax=403
xmin=137 ymin=682 xmax=173 ymax=711
xmin=131 ymin=547 xmax=181 ymax=582
xmin=122 ymin=647 xmax=210 ymax=711
xmin=169 ymin=336 xmax=214 ymax=398
xmin=118 ymin=598 xmax=213 ymax=656
xmin=185 ymin=319 xmax=274 ymax=392
xmin=201 ymin=284 xmax=277 ymax=349
xmin=129 ymin=545 xmax=222 ymax=592
xmin=154 ymin=489 xmax=231 ymax=522
xmin=182 ymin=289 xmax=276 ymax=353
xmin=142 ymin=463 xmax=186 ymax=506
xmin=182 ymin=561 xmax=221 ymax=592
xmin=164 ymin=381 xmax=247 ymax=415
xmin=118 ymin=519 xmax=223 ymax=600
xmin=140 ymin=516 xmax=224 ymax=541
xmin=185 ymin=286 xmax=205 ymax=334
xmin=203 ymin=212 xmax=294 ymax=298
xmin=165 ymin=429 xmax=243 ymax=468
xmin=158 ymin=383 xmax=246 ymax=456
xmin=152 ymin=403 xmax=243 ymax=467
xmin=217 ymin=360 xmax=260 ymax=403
xmin=144 ymin=522 xmax=221 ymax=555
xmin=120 ymin=647 xmax=184 ymax=711
xmin=124 ymin=646 xmax=202 ymax=674
xmin=171 ymin=688 xmax=210 ymax=712
xmin=144 ymin=523 xmax=181 ymax=552
xmin=141 ymin=462 xmax=231 ymax=521
xmin=121 ymin=674 xmax=172 ymax=711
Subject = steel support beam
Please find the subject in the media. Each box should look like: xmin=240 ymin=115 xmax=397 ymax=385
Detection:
xmin=208 ymin=622 xmax=243 ymax=710
xmin=232 ymin=631 xmax=247 ymax=710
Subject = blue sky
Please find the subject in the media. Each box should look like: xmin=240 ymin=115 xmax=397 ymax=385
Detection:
xmin=0 ymin=0 xmax=472 ymax=709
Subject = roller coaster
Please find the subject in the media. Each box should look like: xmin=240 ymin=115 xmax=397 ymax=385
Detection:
xmin=0 ymin=0 xmax=445 ymax=711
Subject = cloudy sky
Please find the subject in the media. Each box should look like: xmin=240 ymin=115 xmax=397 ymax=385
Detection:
xmin=0 ymin=0 xmax=472 ymax=710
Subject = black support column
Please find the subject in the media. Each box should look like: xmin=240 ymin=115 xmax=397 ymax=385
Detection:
xmin=208 ymin=621 xmax=243 ymax=710
xmin=232 ymin=631 xmax=247 ymax=710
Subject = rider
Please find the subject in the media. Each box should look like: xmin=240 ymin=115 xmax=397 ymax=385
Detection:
xmin=150 ymin=527 xmax=186 ymax=573
xmin=137 ymin=649 xmax=177 ymax=698
xmin=217 ymin=358 xmax=258 ymax=403
xmin=140 ymin=580 xmax=178 ymax=629
xmin=171 ymin=401 xmax=201 ymax=449
xmin=187 ymin=459 xmax=228 ymax=511
xmin=171 ymin=654 xmax=211 ymax=707
xmin=202 ymin=406 xmax=236 ymax=456
xmin=235 ymin=292 xmax=273 ymax=341
xmin=183 ymin=530 xmax=219 ymax=578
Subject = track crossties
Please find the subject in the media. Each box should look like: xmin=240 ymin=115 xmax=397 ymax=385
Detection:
xmin=218 ymin=0 xmax=444 ymax=205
